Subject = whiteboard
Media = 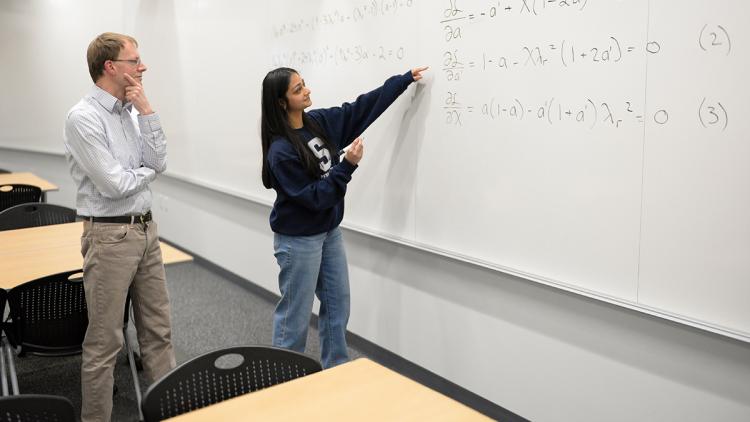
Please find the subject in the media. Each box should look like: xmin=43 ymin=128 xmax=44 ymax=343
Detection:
xmin=2 ymin=0 xmax=749 ymax=340
xmin=253 ymin=0 xmax=750 ymax=339
xmin=638 ymin=1 xmax=750 ymax=336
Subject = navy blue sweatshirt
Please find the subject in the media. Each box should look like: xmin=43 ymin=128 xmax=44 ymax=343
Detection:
xmin=267 ymin=70 xmax=415 ymax=235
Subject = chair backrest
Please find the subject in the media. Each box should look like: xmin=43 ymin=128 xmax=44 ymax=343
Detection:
xmin=0 ymin=184 xmax=42 ymax=212
xmin=0 ymin=394 xmax=76 ymax=422
xmin=0 ymin=288 xmax=6 ymax=325
xmin=0 ymin=203 xmax=77 ymax=231
xmin=141 ymin=345 xmax=323 ymax=421
xmin=5 ymin=270 xmax=88 ymax=356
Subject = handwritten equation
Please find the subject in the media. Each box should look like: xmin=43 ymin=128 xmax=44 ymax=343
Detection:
xmin=440 ymin=0 xmax=589 ymax=41
xmin=442 ymin=0 xmax=588 ymax=22
xmin=272 ymin=45 xmax=406 ymax=68
xmin=436 ymin=0 xmax=735 ymax=132
xmin=442 ymin=92 xmax=729 ymax=131
xmin=273 ymin=0 xmax=414 ymax=38
xmin=441 ymin=36 xmax=651 ymax=79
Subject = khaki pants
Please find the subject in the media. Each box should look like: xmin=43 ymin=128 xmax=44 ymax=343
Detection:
xmin=80 ymin=220 xmax=176 ymax=422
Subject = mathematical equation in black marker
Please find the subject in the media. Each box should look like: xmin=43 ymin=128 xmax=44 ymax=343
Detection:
xmin=272 ymin=45 xmax=406 ymax=68
xmin=442 ymin=92 xmax=730 ymax=132
xmin=441 ymin=38 xmax=656 ymax=80
xmin=441 ymin=0 xmax=588 ymax=26
xmin=273 ymin=0 xmax=414 ymax=38
xmin=443 ymin=93 xmax=646 ymax=129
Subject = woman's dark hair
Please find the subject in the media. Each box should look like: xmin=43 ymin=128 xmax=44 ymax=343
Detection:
xmin=261 ymin=67 xmax=335 ymax=189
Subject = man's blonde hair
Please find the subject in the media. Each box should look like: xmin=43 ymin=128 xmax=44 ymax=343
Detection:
xmin=86 ymin=32 xmax=138 ymax=83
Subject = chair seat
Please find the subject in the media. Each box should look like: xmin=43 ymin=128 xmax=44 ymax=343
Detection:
xmin=0 ymin=394 xmax=76 ymax=421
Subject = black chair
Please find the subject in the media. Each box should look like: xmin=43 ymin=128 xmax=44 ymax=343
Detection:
xmin=0 ymin=289 xmax=5 ymax=326
xmin=141 ymin=345 xmax=323 ymax=422
xmin=0 ymin=289 xmax=9 ymax=396
xmin=0 ymin=169 xmax=10 ymax=174
xmin=3 ymin=270 xmax=143 ymax=411
xmin=0 ymin=184 xmax=42 ymax=213
xmin=0 ymin=394 xmax=76 ymax=421
xmin=4 ymin=270 xmax=88 ymax=357
xmin=0 ymin=203 xmax=76 ymax=231
xmin=2 ymin=271 xmax=87 ymax=397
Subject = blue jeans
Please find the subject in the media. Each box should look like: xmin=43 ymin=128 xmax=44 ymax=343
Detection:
xmin=272 ymin=227 xmax=350 ymax=368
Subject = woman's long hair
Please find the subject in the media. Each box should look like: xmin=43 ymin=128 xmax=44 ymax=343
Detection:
xmin=261 ymin=67 xmax=335 ymax=189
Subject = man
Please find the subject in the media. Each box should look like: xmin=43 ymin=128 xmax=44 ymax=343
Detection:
xmin=64 ymin=32 xmax=175 ymax=422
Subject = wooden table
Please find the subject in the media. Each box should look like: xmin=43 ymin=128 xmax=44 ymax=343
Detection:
xmin=0 ymin=172 xmax=59 ymax=201
xmin=0 ymin=221 xmax=192 ymax=289
xmin=0 ymin=221 xmax=192 ymax=402
xmin=167 ymin=358 xmax=492 ymax=421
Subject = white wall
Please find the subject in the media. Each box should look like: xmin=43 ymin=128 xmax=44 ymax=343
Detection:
xmin=2 ymin=148 xmax=750 ymax=421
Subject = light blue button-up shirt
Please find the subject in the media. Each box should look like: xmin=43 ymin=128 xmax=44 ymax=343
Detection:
xmin=64 ymin=85 xmax=167 ymax=217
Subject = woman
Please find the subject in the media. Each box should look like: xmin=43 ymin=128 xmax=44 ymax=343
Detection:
xmin=260 ymin=66 xmax=427 ymax=368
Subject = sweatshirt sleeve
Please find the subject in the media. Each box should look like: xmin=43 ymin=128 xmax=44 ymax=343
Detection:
xmin=270 ymin=154 xmax=358 ymax=212
xmin=308 ymin=70 xmax=414 ymax=149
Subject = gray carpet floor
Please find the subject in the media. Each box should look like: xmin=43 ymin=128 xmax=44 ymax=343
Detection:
xmin=11 ymin=261 xmax=364 ymax=421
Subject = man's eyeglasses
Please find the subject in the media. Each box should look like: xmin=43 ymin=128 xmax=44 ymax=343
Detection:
xmin=111 ymin=58 xmax=141 ymax=66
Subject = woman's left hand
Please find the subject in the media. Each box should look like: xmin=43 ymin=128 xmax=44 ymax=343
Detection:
xmin=411 ymin=66 xmax=429 ymax=81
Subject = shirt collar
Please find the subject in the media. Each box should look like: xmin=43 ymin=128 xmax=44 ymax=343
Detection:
xmin=89 ymin=85 xmax=133 ymax=113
